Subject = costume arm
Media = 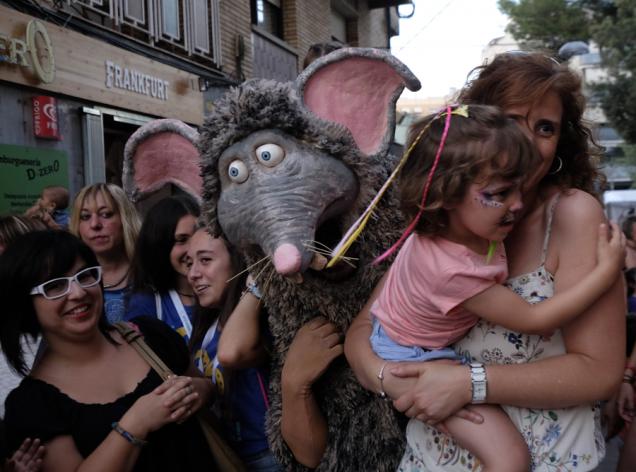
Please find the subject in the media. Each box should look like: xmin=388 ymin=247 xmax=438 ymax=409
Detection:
xmin=463 ymin=221 xmax=623 ymax=334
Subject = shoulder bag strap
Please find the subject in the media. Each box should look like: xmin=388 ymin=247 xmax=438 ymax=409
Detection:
xmin=113 ymin=322 xmax=173 ymax=380
xmin=113 ymin=322 xmax=246 ymax=472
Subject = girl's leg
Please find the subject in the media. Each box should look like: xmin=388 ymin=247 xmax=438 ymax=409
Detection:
xmin=441 ymin=404 xmax=529 ymax=472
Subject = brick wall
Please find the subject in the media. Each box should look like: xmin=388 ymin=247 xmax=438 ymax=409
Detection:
xmin=219 ymin=0 xmax=253 ymax=80
xmin=219 ymin=0 xmax=394 ymax=80
xmin=284 ymin=0 xmax=331 ymax=73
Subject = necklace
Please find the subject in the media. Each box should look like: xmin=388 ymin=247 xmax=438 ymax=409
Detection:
xmin=103 ymin=268 xmax=129 ymax=289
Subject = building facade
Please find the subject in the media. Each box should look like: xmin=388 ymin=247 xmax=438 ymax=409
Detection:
xmin=0 ymin=0 xmax=407 ymax=213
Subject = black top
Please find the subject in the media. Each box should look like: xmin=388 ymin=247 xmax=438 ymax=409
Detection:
xmin=5 ymin=316 xmax=215 ymax=471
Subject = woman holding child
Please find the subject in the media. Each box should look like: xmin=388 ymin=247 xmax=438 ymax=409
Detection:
xmin=345 ymin=52 xmax=625 ymax=471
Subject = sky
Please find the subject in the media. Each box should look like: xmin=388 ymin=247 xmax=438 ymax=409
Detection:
xmin=390 ymin=0 xmax=510 ymax=98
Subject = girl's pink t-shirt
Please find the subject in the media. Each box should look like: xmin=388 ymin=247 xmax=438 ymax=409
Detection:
xmin=371 ymin=234 xmax=508 ymax=349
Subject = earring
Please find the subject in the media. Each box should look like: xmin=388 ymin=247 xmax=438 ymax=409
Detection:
xmin=549 ymin=156 xmax=563 ymax=175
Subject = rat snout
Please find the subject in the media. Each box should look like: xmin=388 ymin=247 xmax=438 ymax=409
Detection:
xmin=273 ymin=243 xmax=302 ymax=275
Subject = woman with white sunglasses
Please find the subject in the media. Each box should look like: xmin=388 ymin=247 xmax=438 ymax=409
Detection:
xmin=0 ymin=230 xmax=215 ymax=471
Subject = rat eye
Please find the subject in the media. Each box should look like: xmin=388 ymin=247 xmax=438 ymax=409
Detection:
xmin=255 ymin=143 xmax=285 ymax=167
xmin=228 ymin=160 xmax=248 ymax=183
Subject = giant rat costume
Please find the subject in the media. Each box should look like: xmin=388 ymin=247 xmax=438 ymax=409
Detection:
xmin=123 ymin=48 xmax=420 ymax=470
xmin=198 ymin=48 xmax=420 ymax=471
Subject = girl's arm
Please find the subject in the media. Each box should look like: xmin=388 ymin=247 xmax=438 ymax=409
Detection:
xmin=281 ymin=317 xmax=343 ymax=468
xmin=463 ymin=222 xmax=624 ymax=334
xmin=392 ymin=191 xmax=625 ymax=420
xmin=217 ymin=284 xmax=266 ymax=369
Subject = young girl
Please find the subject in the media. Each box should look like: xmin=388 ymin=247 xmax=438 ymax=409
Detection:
xmin=186 ymin=227 xmax=282 ymax=471
xmin=125 ymin=195 xmax=199 ymax=339
xmin=368 ymin=105 xmax=625 ymax=471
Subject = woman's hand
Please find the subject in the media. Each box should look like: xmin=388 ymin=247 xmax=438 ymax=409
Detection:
xmin=282 ymin=317 xmax=343 ymax=396
xmin=153 ymin=375 xmax=200 ymax=424
xmin=391 ymin=361 xmax=476 ymax=424
xmin=119 ymin=376 xmax=199 ymax=436
xmin=5 ymin=438 xmax=44 ymax=472
xmin=618 ymin=382 xmax=635 ymax=422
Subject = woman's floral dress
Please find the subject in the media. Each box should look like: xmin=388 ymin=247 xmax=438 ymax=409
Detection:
xmin=398 ymin=195 xmax=604 ymax=472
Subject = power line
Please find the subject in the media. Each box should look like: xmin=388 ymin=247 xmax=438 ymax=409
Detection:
xmin=396 ymin=0 xmax=456 ymax=53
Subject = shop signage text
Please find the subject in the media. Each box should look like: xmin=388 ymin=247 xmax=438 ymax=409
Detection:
xmin=105 ymin=60 xmax=169 ymax=101
xmin=32 ymin=95 xmax=61 ymax=140
xmin=0 ymin=144 xmax=69 ymax=214
xmin=0 ymin=20 xmax=55 ymax=83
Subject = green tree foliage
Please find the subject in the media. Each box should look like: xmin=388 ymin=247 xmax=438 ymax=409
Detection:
xmin=498 ymin=0 xmax=591 ymax=52
xmin=590 ymin=0 xmax=636 ymax=141
xmin=499 ymin=0 xmax=636 ymax=143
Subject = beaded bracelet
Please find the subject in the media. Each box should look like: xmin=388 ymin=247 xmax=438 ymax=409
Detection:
xmin=111 ymin=422 xmax=148 ymax=447
xmin=246 ymin=281 xmax=262 ymax=299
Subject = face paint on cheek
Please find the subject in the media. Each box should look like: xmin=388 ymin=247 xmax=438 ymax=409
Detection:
xmin=475 ymin=193 xmax=504 ymax=209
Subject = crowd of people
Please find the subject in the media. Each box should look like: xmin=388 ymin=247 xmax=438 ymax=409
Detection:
xmin=0 ymin=47 xmax=634 ymax=472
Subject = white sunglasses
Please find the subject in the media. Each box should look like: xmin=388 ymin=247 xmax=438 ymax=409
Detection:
xmin=30 ymin=266 xmax=102 ymax=300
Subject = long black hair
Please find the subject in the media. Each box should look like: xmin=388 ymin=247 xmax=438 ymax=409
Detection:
xmin=0 ymin=230 xmax=111 ymax=375
xmin=130 ymin=194 xmax=200 ymax=294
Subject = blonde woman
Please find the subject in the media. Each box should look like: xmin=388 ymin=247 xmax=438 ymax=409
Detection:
xmin=70 ymin=183 xmax=141 ymax=322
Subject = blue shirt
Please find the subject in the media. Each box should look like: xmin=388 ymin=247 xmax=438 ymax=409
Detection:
xmin=52 ymin=209 xmax=69 ymax=229
xmin=103 ymin=287 xmax=127 ymax=323
xmin=194 ymin=321 xmax=271 ymax=457
xmin=125 ymin=291 xmax=195 ymax=341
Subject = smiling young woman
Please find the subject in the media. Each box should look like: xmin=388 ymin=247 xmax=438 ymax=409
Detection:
xmin=0 ymin=230 xmax=214 ymax=471
xmin=125 ymin=195 xmax=200 ymax=343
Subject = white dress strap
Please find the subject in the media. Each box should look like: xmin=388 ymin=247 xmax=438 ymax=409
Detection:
xmin=540 ymin=193 xmax=561 ymax=266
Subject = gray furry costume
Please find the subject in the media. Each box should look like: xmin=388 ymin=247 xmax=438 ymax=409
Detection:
xmin=198 ymin=48 xmax=420 ymax=471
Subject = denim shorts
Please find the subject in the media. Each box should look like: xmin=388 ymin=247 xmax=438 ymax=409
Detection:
xmin=370 ymin=317 xmax=460 ymax=362
xmin=243 ymin=449 xmax=283 ymax=472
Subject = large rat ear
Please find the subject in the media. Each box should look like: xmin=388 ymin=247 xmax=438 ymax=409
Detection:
xmin=298 ymin=48 xmax=421 ymax=156
xmin=123 ymin=119 xmax=202 ymax=203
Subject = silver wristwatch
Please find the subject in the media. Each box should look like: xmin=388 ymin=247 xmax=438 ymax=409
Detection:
xmin=469 ymin=362 xmax=487 ymax=404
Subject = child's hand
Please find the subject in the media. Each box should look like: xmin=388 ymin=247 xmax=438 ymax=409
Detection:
xmin=5 ymin=438 xmax=44 ymax=472
xmin=596 ymin=222 xmax=626 ymax=275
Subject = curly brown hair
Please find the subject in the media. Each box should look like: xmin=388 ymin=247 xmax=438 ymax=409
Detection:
xmin=400 ymin=104 xmax=539 ymax=236
xmin=458 ymin=52 xmax=603 ymax=195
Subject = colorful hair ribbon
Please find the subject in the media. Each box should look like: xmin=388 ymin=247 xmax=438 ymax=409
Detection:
xmin=326 ymin=105 xmax=468 ymax=268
